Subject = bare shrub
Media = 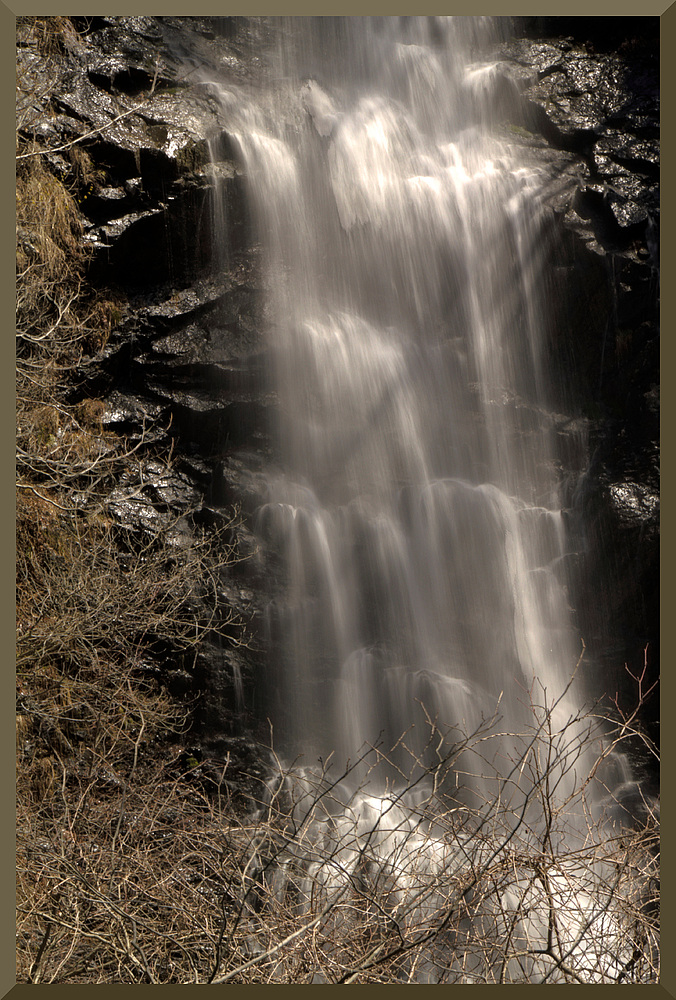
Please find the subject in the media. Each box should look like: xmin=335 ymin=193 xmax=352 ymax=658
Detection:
xmin=17 ymin=665 xmax=659 ymax=984
xmin=220 ymin=675 xmax=658 ymax=985
xmin=15 ymin=26 xmax=255 ymax=985
xmin=16 ymin=16 xmax=79 ymax=59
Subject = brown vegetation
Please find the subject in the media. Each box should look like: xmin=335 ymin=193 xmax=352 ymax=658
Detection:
xmin=16 ymin=674 xmax=659 ymax=984
xmin=15 ymin=17 xmax=251 ymax=982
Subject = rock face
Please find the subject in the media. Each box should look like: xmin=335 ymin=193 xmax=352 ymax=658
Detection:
xmin=499 ymin=20 xmax=659 ymax=722
xmin=17 ymin=15 xmax=275 ymax=755
xmin=19 ymin=17 xmax=658 ymax=750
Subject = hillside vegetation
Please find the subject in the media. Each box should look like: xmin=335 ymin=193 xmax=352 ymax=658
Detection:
xmin=16 ymin=17 xmax=251 ymax=982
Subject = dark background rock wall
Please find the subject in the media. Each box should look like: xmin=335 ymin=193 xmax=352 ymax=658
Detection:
xmin=505 ymin=17 xmax=659 ymax=743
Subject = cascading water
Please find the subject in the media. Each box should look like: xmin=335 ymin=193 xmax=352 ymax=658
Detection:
xmin=197 ymin=18 xmax=656 ymax=982
xmin=219 ymin=17 xmax=590 ymax=804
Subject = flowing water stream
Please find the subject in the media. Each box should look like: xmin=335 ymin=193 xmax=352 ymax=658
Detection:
xmin=198 ymin=18 xmax=655 ymax=981
xmin=218 ymin=17 xmax=589 ymax=798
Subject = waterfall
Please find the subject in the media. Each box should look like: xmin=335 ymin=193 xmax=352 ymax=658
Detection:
xmin=195 ymin=18 xmax=657 ymax=982
xmin=215 ymin=17 xmax=593 ymax=806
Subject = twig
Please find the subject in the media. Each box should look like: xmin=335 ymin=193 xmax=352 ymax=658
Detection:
xmin=29 ymin=922 xmax=52 ymax=983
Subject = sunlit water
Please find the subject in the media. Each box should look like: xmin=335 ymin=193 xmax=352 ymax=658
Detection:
xmin=197 ymin=18 xmax=655 ymax=981
xmin=216 ymin=17 xmax=587 ymax=798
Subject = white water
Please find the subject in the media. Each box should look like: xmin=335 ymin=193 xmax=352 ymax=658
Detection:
xmin=216 ymin=18 xmax=587 ymax=801
xmin=199 ymin=18 xmax=656 ymax=981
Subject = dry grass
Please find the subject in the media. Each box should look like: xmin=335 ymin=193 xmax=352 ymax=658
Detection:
xmin=16 ymin=157 xmax=83 ymax=262
xmin=16 ymin=16 xmax=79 ymax=58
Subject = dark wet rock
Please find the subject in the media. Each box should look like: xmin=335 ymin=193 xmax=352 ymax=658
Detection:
xmin=502 ymin=39 xmax=567 ymax=80
xmin=100 ymin=389 xmax=167 ymax=428
xmin=82 ymin=18 xmax=183 ymax=96
xmin=19 ymin=17 xmax=254 ymax=298
xmin=502 ymin=19 xmax=659 ymax=715
xmin=102 ymin=455 xmax=207 ymax=535
xmin=575 ymin=447 xmax=659 ymax=673
xmin=85 ymin=206 xmax=164 ymax=249
xmin=139 ymin=273 xmax=247 ymax=327
xmin=182 ymin=734 xmax=273 ymax=809
xmin=606 ymin=479 xmax=659 ymax=533
xmin=84 ymin=169 xmax=249 ymax=290
xmin=215 ymin=455 xmax=272 ymax=516
xmin=143 ymin=459 xmax=204 ymax=510
xmin=512 ymin=17 xmax=659 ymax=54
xmin=594 ymin=131 xmax=659 ymax=176
xmin=163 ymin=668 xmax=194 ymax=698
xmin=107 ymin=486 xmax=173 ymax=535
xmin=501 ymin=29 xmax=659 ymax=236
xmin=191 ymin=645 xmax=251 ymax=731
